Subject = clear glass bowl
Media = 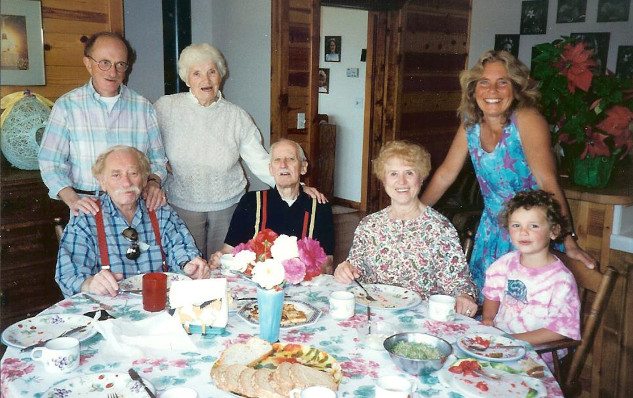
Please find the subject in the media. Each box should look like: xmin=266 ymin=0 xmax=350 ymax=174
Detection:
xmin=356 ymin=320 xmax=397 ymax=350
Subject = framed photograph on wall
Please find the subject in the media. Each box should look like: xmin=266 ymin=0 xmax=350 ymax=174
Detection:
xmin=616 ymin=46 xmax=633 ymax=80
xmin=556 ymin=0 xmax=587 ymax=23
xmin=325 ymin=36 xmax=341 ymax=62
xmin=494 ymin=34 xmax=520 ymax=57
xmin=318 ymin=68 xmax=330 ymax=94
xmin=0 ymin=0 xmax=46 ymax=85
xmin=520 ymin=0 xmax=549 ymax=35
xmin=571 ymin=32 xmax=610 ymax=75
xmin=597 ymin=0 xmax=630 ymax=22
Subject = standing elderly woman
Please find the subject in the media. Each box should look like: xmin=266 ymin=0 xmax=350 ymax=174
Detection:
xmin=154 ymin=43 xmax=323 ymax=259
xmin=421 ymin=50 xmax=594 ymax=297
xmin=334 ymin=141 xmax=479 ymax=317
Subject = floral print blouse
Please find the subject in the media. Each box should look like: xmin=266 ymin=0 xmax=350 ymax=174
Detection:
xmin=347 ymin=206 xmax=478 ymax=301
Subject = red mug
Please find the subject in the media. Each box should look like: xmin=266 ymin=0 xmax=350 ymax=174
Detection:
xmin=142 ymin=272 xmax=167 ymax=311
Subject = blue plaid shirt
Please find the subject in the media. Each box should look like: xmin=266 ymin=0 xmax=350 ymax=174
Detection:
xmin=38 ymin=80 xmax=168 ymax=198
xmin=55 ymin=194 xmax=201 ymax=297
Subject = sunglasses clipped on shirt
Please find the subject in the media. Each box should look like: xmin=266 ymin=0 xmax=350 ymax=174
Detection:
xmin=122 ymin=227 xmax=140 ymax=260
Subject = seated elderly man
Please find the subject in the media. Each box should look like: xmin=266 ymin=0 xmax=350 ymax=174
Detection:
xmin=56 ymin=145 xmax=209 ymax=297
xmin=211 ymin=139 xmax=335 ymax=273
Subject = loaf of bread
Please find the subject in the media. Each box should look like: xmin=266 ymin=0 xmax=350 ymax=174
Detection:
xmin=215 ymin=336 xmax=273 ymax=367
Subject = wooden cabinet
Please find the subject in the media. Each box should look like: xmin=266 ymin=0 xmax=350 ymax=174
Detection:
xmin=0 ymin=166 xmax=68 ymax=334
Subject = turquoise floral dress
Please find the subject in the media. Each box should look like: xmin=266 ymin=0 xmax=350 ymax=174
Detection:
xmin=466 ymin=114 xmax=539 ymax=298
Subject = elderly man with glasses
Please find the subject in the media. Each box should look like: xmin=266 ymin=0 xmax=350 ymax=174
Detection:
xmin=55 ymin=146 xmax=209 ymax=298
xmin=39 ymin=31 xmax=168 ymax=218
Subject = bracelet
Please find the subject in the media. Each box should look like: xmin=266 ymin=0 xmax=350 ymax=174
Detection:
xmin=147 ymin=177 xmax=160 ymax=186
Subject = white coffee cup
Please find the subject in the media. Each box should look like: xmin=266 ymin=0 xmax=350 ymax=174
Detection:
xmin=289 ymin=385 xmax=337 ymax=398
xmin=220 ymin=253 xmax=234 ymax=275
xmin=428 ymin=294 xmax=456 ymax=322
xmin=329 ymin=291 xmax=355 ymax=320
xmin=30 ymin=336 xmax=80 ymax=373
xmin=375 ymin=375 xmax=416 ymax=398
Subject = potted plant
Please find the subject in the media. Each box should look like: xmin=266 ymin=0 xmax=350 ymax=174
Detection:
xmin=531 ymin=36 xmax=633 ymax=188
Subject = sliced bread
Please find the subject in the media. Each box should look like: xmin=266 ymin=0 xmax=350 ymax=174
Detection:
xmin=238 ymin=367 xmax=259 ymax=398
xmin=289 ymin=363 xmax=338 ymax=391
xmin=272 ymin=361 xmax=296 ymax=395
xmin=210 ymin=364 xmax=229 ymax=390
xmin=222 ymin=364 xmax=248 ymax=394
xmin=252 ymin=369 xmax=285 ymax=398
xmin=217 ymin=336 xmax=273 ymax=366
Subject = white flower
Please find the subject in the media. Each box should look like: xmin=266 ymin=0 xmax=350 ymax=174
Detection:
xmin=252 ymin=259 xmax=286 ymax=290
xmin=232 ymin=250 xmax=256 ymax=272
xmin=270 ymin=234 xmax=299 ymax=262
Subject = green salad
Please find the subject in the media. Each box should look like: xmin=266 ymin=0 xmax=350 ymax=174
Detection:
xmin=392 ymin=341 xmax=443 ymax=360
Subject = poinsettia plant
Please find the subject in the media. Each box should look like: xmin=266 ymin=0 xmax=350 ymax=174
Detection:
xmin=531 ymin=36 xmax=633 ymax=165
xmin=230 ymin=229 xmax=327 ymax=291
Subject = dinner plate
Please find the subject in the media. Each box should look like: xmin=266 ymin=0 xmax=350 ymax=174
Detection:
xmin=348 ymin=284 xmax=422 ymax=310
xmin=212 ymin=342 xmax=343 ymax=397
xmin=457 ymin=333 xmax=527 ymax=362
xmin=118 ymin=272 xmax=191 ymax=294
xmin=1 ymin=313 xmax=97 ymax=349
xmin=42 ymin=372 xmax=156 ymax=397
xmin=237 ymin=299 xmax=321 ymax=329
xmin=438 ymin=359 xmax=546 ymax=398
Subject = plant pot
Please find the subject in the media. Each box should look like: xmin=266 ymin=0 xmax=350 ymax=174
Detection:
xmin=572 ymin=156 xmax=615 ymax=189
xmin=256 ymin=287 xmax=284 ymax=342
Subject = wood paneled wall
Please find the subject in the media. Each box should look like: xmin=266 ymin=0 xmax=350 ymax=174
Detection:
xmin=0 ymin=0 xmax=123 ymax=102
xmin=271 ymin=0 xmax=321 ymax=187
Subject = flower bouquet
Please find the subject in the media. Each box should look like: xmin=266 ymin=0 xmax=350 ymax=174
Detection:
xmin=231 ymin=229 xmax=327 ymax=341
xmin=531 ymin=36 xmax=633 ymax=188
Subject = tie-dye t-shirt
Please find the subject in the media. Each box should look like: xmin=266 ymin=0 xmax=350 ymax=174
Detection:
xmin=483 ymin=251 xmax=580 ymax=366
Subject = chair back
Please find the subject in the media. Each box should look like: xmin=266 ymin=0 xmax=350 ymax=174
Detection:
xmin=54 ymin=217 xmax=65 ymax=243
xmin=559 ymin=252 xmax=618 ymax=395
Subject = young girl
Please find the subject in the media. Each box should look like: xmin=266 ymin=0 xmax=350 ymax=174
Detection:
xmin=481 ymin=190 xmax=580 ymax=370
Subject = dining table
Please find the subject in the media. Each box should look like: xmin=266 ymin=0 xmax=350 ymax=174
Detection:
xmin=0 ymin=271 xmax=564 ymax=397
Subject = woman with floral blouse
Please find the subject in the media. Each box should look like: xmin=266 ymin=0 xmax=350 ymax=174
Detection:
xmin=334 ymin=141 xmax=479 ymax=317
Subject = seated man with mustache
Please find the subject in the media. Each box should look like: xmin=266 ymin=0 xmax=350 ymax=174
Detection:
xmin=210 ymin=139 xmax=335 ymax=273
xmin=55 ymin=145 xmax=210 ymax=297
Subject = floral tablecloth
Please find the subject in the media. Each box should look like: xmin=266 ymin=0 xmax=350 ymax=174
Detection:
xmin=1 ymin=274 xmax=563 ymax=397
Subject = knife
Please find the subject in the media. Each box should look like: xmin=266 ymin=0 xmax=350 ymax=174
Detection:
xmin=20 ymin=325 xmax=86 ymax=352
xmin=128 ymin=368 xmax=156 ymax=398
xmin=82 ymin=293 xmax=115 ymax=311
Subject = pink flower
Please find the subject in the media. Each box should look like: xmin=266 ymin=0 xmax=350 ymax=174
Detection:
xmin=282 ymin=258 xmax=306 ymax=284
xmin=297 ymin=237 xmax=327 ymax=280
xmin=232 ymin=242 xmax=251 ymax=255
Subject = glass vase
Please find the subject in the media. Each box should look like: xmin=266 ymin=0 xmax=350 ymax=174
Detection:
xmin=256 ymin=287 xmax=284 ymax=342
xmin=572 ymin=156 xmax=615 ymax=189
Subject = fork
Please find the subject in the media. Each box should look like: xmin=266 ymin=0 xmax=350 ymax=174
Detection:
xmin=473 ymin=368 xmax=502 ymax=380
xmin=353 ymin=279 xmax=377 ymax=301
xmin=107 ymin=393 xmax=119 ymax=398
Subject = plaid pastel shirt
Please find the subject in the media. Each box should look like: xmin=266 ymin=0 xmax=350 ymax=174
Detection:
xmin=38 ymin=80 xmax=167 ymax=198
xmin=55 ymin=194 xmax=201 ymax=297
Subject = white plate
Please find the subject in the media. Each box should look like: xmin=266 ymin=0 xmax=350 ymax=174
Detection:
xmin=1 ymin=314 xmax=98 ymax=349
xmin=348 ymin=284 xmax=422 ymax=310
xmin=438 ymin=359 xmax=546 ymax=398
xmin=237 ymin=299 xmax=321 ymax=329
xmin=457 ymin=334 xmax=526 ymax=362
xmin=42 ymin=372 xmax=156 ymax=397
xmin=119 ymin=272 xmax=191 ymax=294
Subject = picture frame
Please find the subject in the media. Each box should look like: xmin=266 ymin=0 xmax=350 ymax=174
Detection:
xmin=615 ymin=46 xmax=633 ymax=80
xmin=520 ymin=0 xmax=549 ymax=35
xmin=1 ymin=0 xmax=46 ymax=85
xmin=324 ymin=36 xmax=341 ymax=62
xmin=494 ymin=34 xmax=520 ymax=57
xmin=318 ymin=68 xmax=330 ymax=94
xmin=570 ymin=32 xmax=610 ymax=75
xmin=597 ymin=0 xmax=630 ymax=22
xmin=556 ymin=0 xmax=587 ymax=23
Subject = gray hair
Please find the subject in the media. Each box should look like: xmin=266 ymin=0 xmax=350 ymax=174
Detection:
xmin=92 ymin=145 xmax=150 ymax=180
xmin=270 ymin=139 xmax=307 ymax=162
xmin=177 ymin=43 xmax=227 ymax=84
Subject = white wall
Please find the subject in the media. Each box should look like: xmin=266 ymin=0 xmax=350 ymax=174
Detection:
xmin=319 ymin=6 xmax=367 ymax=203
xmin=470 ymin=0 xmax=632 ymax=70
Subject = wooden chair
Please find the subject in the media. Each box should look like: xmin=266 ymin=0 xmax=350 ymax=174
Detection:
xmin=54 ymin=217 xmax=65 ymax=243
xmin=532 ymin=252 xmax=618 ymax=397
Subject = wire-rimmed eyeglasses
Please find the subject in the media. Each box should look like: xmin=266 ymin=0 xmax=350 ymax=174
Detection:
xmin=87 ymin=55 xmax=129 ymax=73
xmin=122 ymin=227 xmax=140 ymax=260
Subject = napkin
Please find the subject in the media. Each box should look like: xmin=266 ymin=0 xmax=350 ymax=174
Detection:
xmin=94 ymin=312 xmax=196 ymax=360
xmin=169 ymin=278 xmax=229 ymax=330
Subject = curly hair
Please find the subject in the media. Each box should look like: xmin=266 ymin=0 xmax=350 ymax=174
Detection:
xmin=498 ymin=190 xmax=570 ymax=241
xmin=178 ymin=43 xmax=227 ymax=84
xmin=373 ymin=140 xmax=431 ymax=181
xmin=458 ymin=50 xmax=541 ymax=128
xmin=92 ymin=145 xmax=151 ymax=181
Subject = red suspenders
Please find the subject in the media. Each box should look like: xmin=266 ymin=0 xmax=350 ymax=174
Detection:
xmin=257 ymin=190 xmax=311 ymax=238
xmin=95 ymin=200 xmax=167 ymax=272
